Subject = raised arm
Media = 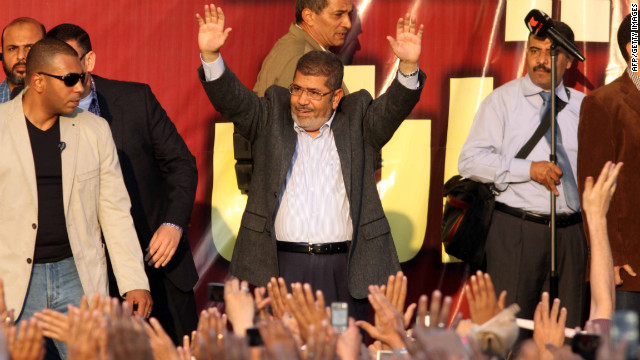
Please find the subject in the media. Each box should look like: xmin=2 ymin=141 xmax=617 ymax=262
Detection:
xmin=582 ymin=161 xmax=623 ymax=320
xmin=196 ymin=3 xmax=232 ymax=62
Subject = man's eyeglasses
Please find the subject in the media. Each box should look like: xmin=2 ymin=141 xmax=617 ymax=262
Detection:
xmin=38 ymin=72 xmax=85 ymax=87
xmin=288 ymin=84 xmax=334 ymax=100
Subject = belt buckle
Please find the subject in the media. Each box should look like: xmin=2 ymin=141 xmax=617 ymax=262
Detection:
xmin=308 ymin=243 xmax=314 ymax=255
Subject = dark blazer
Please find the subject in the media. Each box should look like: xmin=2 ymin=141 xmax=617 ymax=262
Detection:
xmin=578 ymin=72 xmax=640 ymax=292
xmin=199 ymin=66 xmax=425 ymax=299
xmin=94 ymin=75 xmax=199 ymax=291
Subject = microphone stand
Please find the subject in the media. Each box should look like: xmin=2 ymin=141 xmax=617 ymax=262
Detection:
xmin=549 ymin=43 xmax=559 ymax=302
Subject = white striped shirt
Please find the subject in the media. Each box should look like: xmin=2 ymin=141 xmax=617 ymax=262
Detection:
xmin=274 ymin=116 xmax=353 ymax=243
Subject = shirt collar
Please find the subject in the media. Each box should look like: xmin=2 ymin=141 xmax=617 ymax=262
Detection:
xmin=626 ymin=67 xmax=640 ymax=92
xmin=0 ymin=79 xmax=10 ymax=101
xmin=293 ymin=110 xmax=337 ymax=136
xmin=294 ymin=23 xmax=327 ymax=51
xmin=522 ymin=73 xmax=569 ymax=103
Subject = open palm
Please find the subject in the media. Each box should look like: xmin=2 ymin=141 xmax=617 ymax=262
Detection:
xmin=387 ymin=14 xmax=424 ymax=64
xmin=196 ymin=4 xmax=232 ymax=59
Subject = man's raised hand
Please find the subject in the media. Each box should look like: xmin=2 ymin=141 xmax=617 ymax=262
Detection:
xmin=196 ymin=3 xmax=232 ymax=62
xmin=387 ymin=13 xmax=424 ymax=74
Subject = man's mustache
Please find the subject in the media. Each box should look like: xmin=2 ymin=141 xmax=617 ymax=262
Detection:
xmin=12 ymin=61 xmax=26 ymax=72
xmin=533 ymin=65 xmax=550 ymax=73
xmin=295 ymin=105 xmax=314 ymax=111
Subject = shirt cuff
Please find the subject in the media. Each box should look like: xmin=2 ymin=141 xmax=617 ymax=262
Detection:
xmin=201 ymin=54 xmax=226 ymax=82
xmin=509 ymin=158 xmax=532 ymax=182
xmin=161 ymin=222 xmax=183 ymax=236
xmin=396 ymin=69 xmax=420 ymax=89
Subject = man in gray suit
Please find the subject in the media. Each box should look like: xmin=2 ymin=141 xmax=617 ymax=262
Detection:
xmin=196 ymin=4 xmax=424 ymax=317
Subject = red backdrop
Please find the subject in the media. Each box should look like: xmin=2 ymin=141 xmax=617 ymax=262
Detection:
xmin=1 ymin=0 xmax=627 ymax=314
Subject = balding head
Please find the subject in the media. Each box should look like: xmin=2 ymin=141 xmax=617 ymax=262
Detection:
xmin=1 ymin=17 xmax=45 ymax=48
xmin=1 ymin=17 xmax=45 ymax=89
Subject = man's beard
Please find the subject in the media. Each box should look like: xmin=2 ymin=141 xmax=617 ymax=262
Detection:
xmin=291 ymin=107 xmax=323 ymax=130
xmin=291 ymin=102 xmax=332 ymax=131
xmin=3 ymin=61 xmax=26 ymax=86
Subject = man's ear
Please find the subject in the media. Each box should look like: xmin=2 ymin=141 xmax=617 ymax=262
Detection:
xmin=331 ymin=88 xmax=343 ymax=109
xmin=30 ymin=73 xmax=45 ymax=93
xmin=302 ymin=8 xmax=316 ymax=26
xmin=84 ymin=51 xmax=96 ymax=73
xmin=565 ymin=55 xmax=574 ymax=70
xmin=627 ymin=42 xmax=632 ymax=65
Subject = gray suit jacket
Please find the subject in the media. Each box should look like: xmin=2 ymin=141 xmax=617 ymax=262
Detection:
xmin=200 ymin=66 xmax=425 ymax=299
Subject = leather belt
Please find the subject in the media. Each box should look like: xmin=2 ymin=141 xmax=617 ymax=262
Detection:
xmin=276 ymin=241 xmax=350 ymax=255
xmin=495 ymin=202 xmax=582 ymax=228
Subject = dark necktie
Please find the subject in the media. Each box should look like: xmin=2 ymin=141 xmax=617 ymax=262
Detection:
xmin=88 ymin=97 xmax=101 ymax=117
xmin=539 ymin=91 xmax=579 ymax=211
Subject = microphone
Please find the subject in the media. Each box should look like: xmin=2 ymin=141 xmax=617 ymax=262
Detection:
xmin=59 ymin=142 xmax=66 ymax=152
xmin=524 ymin=9 xmax=585 ymax=62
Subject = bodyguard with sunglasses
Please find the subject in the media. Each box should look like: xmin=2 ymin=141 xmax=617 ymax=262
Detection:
xmin=196 ymin=4 xmax=424 ymax=319
xmin=0 ymin=38 xmax=150 ymax=359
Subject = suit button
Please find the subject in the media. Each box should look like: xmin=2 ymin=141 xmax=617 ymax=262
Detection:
xmin=274 ymin=192 xmax=278 ymax=197
xmin=32 ymin=223 xmax=37 ymax=229
xmin=26 ymin=258 xmax=32 ymax=264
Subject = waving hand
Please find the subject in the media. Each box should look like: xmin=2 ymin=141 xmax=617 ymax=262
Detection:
xmin=196 ymin=3 xmax=232 ymax=62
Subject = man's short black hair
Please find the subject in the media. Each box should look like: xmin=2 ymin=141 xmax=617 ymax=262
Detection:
xmin=617 ymin=14 xmax=638 ymax=63
xmin=46 ymin=23 xmax=92 ymax=54
xmin=294 ymin=50 xmax=343 ymax=91
xmin=528 ymin=20 xmax=576 ymax=55
xmin=295 ymin=0 xmax=329 ymax=23
xmin=25 ymin=37 xmax=78 ymax=80
xmin=551 ymin=20 xmax=575 ymax=44
xmin=1 ymin=17 xmax=46 ymax=49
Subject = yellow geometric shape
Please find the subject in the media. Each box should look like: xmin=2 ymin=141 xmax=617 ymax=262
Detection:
xmin=561 ymin=0 xmax=610 ymax=42
xmin=211 ymin=122 xmax=247 ymax=261
xmin=505 ymin=0 xmax=553 ymax=42
xmin=379 ymin=120 xmax=431 ymax=262
xmin=343 ymin=65 xmax=376 ymax=94
xmin=442 ymin=77 xmax=494 ymax=263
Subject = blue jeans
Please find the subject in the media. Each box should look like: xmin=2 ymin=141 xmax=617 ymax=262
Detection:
xmin=17 ymin=256 xmax=84 ymax=359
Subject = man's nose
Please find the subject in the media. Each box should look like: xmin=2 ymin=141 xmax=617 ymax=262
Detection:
xmin=17 ymin=47 xmax=27 ymax=60
xmin=537 ymin=51 xmax=549 ymax=64
xmin=297 ymin=90 xmax=312 ymax=104
xmin=73 ymin=80 xmax=84 ymax=94
xmin=342 ymin=14 xmax=352 ymax=30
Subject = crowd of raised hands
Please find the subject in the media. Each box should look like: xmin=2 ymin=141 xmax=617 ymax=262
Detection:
xmin=0 ymin=161 xmax=629 ymax=360
xmin=0 ymin=273 xmax=628 ymax=360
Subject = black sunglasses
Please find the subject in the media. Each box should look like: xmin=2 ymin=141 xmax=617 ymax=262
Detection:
xmin=38 ymin=72 xmax=85 ymax=87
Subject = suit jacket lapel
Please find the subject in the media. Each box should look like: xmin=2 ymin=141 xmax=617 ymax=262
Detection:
xmin=94 ymin=76 xmax=124 ymax=148
xmin=279 ymin=115 xmax=297 ymax=186
xmin=621 ymin=74 xmax=640 ymax=119
xmin=59 ymin=114 xmax=79 ymax=216
xmin=6 ymin=98 xmax=38 ymax=207
xmin=331 ymin=112 xmax=351 ymax=199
